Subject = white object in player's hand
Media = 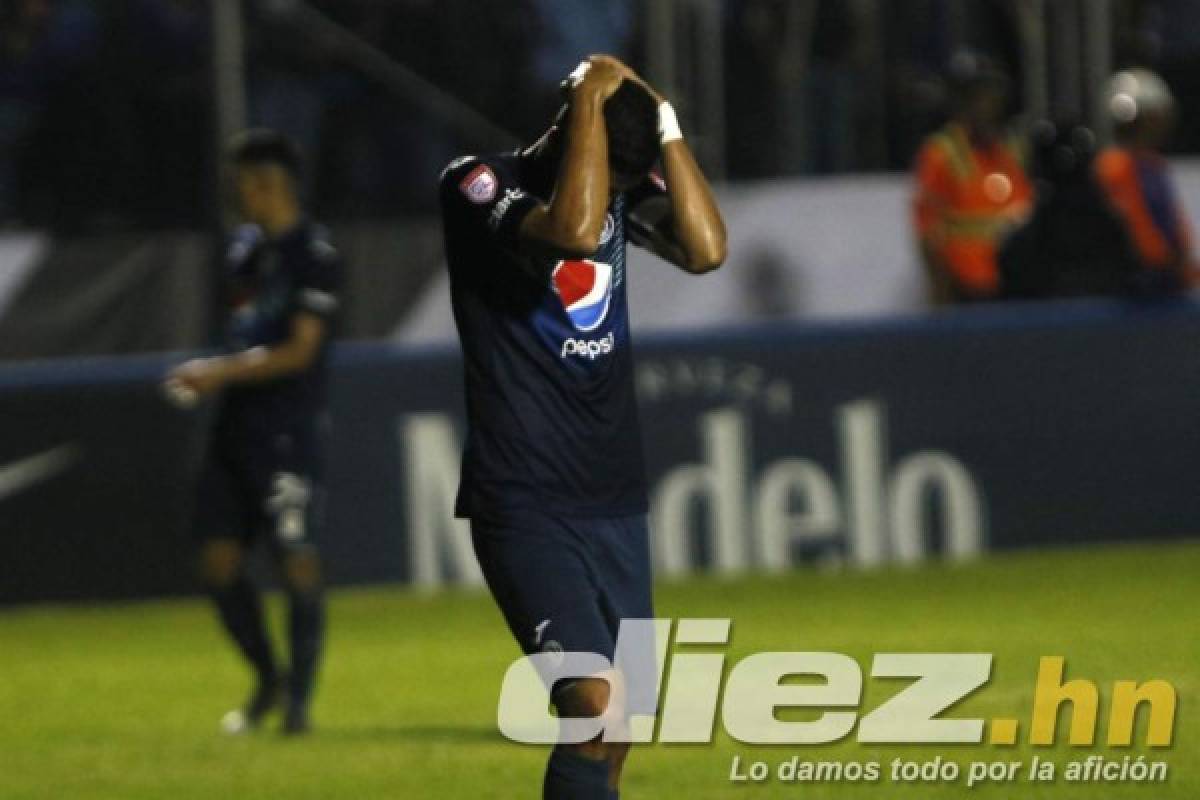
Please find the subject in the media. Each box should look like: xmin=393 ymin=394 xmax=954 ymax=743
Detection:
xmin=163 ymin=378 xmax=198 ymax=409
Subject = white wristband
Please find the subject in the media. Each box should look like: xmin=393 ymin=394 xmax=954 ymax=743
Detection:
xmin=658 ymin=102 xmax=683 ymax=145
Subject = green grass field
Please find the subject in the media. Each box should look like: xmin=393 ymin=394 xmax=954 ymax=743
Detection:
xmin=0 ymin=542 xmax=1195 ymax=799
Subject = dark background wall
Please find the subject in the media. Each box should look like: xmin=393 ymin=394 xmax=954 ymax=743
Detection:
xmin=2 ymin=298 xmax=1198 ymax=605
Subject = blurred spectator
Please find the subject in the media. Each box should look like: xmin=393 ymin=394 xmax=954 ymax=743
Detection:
xmin=372 ymin=0 xmax=537 ymax=211
xmin=881 ymin=0 xmax=951 ymax=173
xmin=1095 ymin=68 xmax=1197 ymax=293
xmin=247 ymin=0 xmax=536 ymax=216
xmin=883 ymin=0 xmax=1025 ymax=172
xmin=912 ymin=52 xmax=1032 ymax=304
xmin=999 ymin=121 xmax=1140 ymax=299
xmin=110 ymin=0 xmax=211 ymax=226
xmin=246 ymin=0 xmax=357 ymax=207
xmin=531 ymin=0 xmax=634 ymax=95
xmin=1133 ymin=0 xmax=1200 ymax=153
xmin=725 ymin=0 xmax=867 ymax=177
xmin=741 ymin=247 xmax=800 ymax=318
xmin=725 ymin=0 xmax=781 ymax=177
xmin=8 ymin=1 xmax=1200 ymax=231
xmin=784 ymin=1 xmax=868 ymax=175
xmin=0 ymin=0 xmax=101 ymax=227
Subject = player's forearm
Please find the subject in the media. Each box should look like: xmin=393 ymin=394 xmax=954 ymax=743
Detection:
xmin=542 ymin=92 xmax=612 ymax=254
xmin=214 ymin=343 xmax=317 ymax=386
xmin=661 ymin=140 xmax=727 ymax=274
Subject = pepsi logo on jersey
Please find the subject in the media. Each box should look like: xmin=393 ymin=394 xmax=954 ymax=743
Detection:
xmin=552 ymin=259 xmax=613 ymax=332
xmin=560 ymin=332 xmax=615 ymax=361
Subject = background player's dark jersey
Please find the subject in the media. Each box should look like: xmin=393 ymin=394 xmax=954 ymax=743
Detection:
xmin=440 ymin=151 xmax=663 ymax=521
xmin=218 ymin=221 xmax=342 ymax=436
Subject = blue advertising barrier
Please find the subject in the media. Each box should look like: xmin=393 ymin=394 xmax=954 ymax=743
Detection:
xmin=2 ymin=299 xmax=1198 ymax=604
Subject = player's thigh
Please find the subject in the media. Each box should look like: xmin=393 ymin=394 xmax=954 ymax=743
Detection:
xmin=260 ymin=470 xmax=322 ymax=550
xmin=589 ymin=514 xmax=655 ymax=625
xmin=247 ymin=432 xmax=326 ymax=562
xmin=471 ymin=517 xmax=614 ymax=662
xmin=194 ymin=443 xmax=255 ymax=584
xmin=587 ymin=515 xmax=657 ymax=715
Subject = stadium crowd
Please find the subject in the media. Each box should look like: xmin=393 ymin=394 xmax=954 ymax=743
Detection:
xmin=2 ymin=0 xmax=1200 ymax=226
xmin=913 ymin=55 xmax=1196 ymax=303
xmin=1 ymin=0 xmax=1198 ymax=311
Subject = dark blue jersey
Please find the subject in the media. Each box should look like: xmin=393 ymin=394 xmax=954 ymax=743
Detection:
xmin=217 ymin=220 xmax=342 ymax=437
xmin=439 ymin=151 xmax=656 ymax=521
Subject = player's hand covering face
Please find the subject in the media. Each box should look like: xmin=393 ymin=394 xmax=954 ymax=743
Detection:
xmin=563 ymin=56 xmax=626 ymax=103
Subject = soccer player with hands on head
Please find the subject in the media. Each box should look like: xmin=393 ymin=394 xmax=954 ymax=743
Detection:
xmin=439 ymin=54 xmax=725 ymax=799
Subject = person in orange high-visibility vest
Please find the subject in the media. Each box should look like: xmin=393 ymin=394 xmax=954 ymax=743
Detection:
xmin=1095 ymin=68 xmax=1197 ymax=293
xmin=913 ymin=53 xmax=1033 ymax=304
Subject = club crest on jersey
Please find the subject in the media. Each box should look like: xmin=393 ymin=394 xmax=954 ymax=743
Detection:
xmin=459 ymin=164 xmax=497 ymax=204
xmin=553 ymin=259 xmax=613 ymax=332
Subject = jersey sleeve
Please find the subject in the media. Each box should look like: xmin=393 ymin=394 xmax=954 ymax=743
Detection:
xmin=293 ymin=228 xmax=342 ymax=320
xmin=439 ymin=155 xmax=541 ymax=251
xmin=226 ymin=224 xmax=264 ymax=278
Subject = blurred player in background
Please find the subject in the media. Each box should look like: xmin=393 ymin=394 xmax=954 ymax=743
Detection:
xmin=165 ymin=130 xmax=341 ymax=735
xmin=913 ymin=51 xmax=1032 ymax=304
xmin=999 ymin=120 xmax=1141 ymax=298
xmin=1096 ymin=68 xmax=1198 ymax=292
xmin=439 ymin=55 xmax=725 ymax=799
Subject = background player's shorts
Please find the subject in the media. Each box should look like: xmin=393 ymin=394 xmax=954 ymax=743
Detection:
xmin=195 ymin=424 xmax=325 ymax=554
xmin=471 ymin=510 xmax=656 ymax=713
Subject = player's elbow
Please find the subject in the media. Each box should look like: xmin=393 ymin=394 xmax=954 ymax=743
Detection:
xmin=551 ymin=222 xmax=603 ymax=257
xmin=548 ymin=207 xmax=607 ymax=256
xmin=526 ymin=203 xmax=605 ymax=256
xmin=683 ymin=237 xmax=727 ymax=275
xmin=282 ymin=340 xmax=321 ymax=373
xmin=292 ymin=350 xmax=319 ymax=372
xmin=565 ymin=234 xmax=603 ymax=258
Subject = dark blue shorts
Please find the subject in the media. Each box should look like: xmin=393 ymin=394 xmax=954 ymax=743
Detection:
xmin=471 ymin=511 xmax=655 ymax=687
xmin=194 ymin=424 xmax=325 ymax=554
